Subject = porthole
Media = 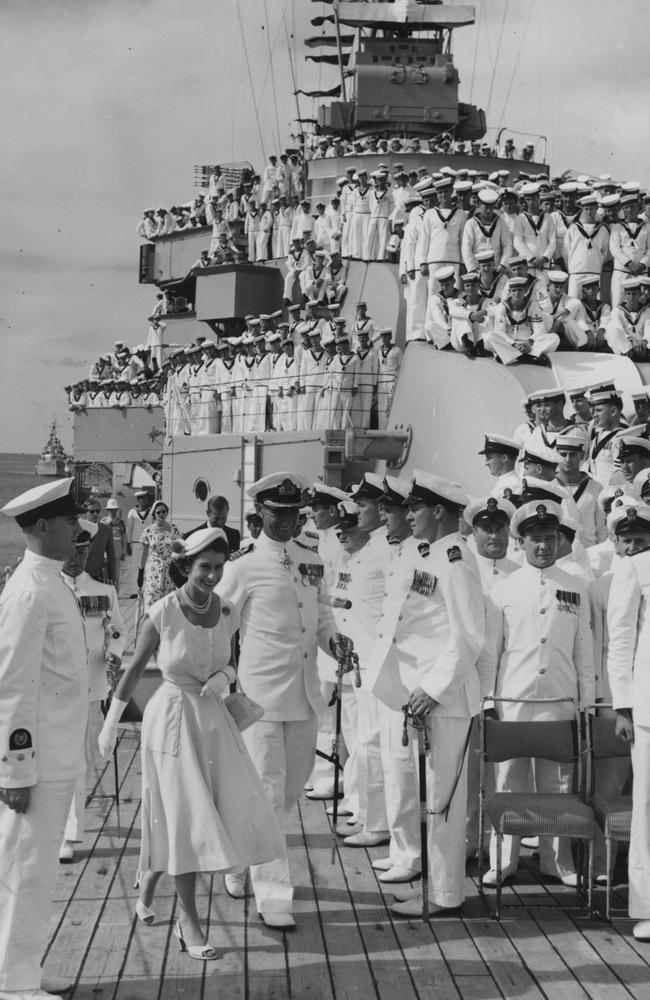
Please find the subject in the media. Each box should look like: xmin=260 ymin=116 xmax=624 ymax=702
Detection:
xmin=194 ymin=478 xmax=210 ymax=502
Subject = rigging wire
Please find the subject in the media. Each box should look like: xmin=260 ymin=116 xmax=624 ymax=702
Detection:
xmin=468 ymin=0 xmax=481 ymax=104
xmin=263 ymin=0 xmax=283 ymax=154
xmin=496 ymin=0 xmax=536 ymax=132
xmin=485 ymin=0 xmax=510 ymax=121
xmin=235 ymin=2 xmax=266 ymax=163
xmin=283 ymin=7 xmax=304 ymax=142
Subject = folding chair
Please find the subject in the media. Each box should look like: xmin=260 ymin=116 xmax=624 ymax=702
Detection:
xmin=586 ymin=707 xmax=632 ymax=921
xmin=478 ymin=697 xmax=597 ymax=919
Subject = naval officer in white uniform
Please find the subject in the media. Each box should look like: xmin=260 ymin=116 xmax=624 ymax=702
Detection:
xmin=0 ymin=478 xmax=87 ymax=1000
xmin=217 ymin=473 xmax=349 ymax=929
xmin=370 ymin=472 xmax=485 ymax=917
xmin=59 ymin=519 xmax=126 ymax=863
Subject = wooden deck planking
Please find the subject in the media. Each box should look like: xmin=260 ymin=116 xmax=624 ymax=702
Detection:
xmin=40 ymin=719 xmax=650 ymax=1000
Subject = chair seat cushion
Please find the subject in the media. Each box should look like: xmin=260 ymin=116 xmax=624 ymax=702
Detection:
xmin=484 ymin=793 xmax=598 ymax=838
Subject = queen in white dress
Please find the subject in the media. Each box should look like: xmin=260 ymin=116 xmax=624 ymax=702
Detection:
xmin=99 ymin=527 xmax=283 ymax=960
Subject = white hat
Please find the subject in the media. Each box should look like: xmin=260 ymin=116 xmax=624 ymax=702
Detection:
xmin=607 ymin=499 xmax=650 ymax=535
xmin=511 ymin=500 xmax=562 ymax=537
xmin=521 ymin=441 xmax=559 ymax=466
xmin=478 ymin=433 xmax=520 ymax=456
xmin=547 ymin=270 xmax=569 ymax=284
xmin=248 ymin=472 xmax=310 ymax=508
xmin=105 ymin=498 xmax=120 ymax=510
xmin=554 ymin=432 xmax=585 ymax=452
xmin=434 ymin=265 xmax=456 ymax=282
xmin=1 ymin=477 xmax=83 ymax=527
xmin=477 ymin=188 xmax=500 ymax=205
xmin=348 ymin=472 xmax=386 ymax=502
xmin=408 ymin=470 xmax=468 ymax=509
xmin=183 ymin=526 xmax=228 ymax=557
xmin=465 ymin=495 xmax=516 ymax=526
xmin=381 ymin=474 xmax=412 ymax=506
xmin=308 ymin=483 xmax=348 ymax=506
xmin=453 ymin=180 xmax=473 ymax=193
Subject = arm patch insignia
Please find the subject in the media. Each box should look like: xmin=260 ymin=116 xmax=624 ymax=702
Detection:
xmin=447 ymin=545 xmax=462 ymax=563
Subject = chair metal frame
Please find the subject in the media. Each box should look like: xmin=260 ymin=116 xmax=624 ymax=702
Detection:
xmin=585 ymin=704 xmax=632 ymax=921
xmin=478 ymin=696 xmax=597 ymax=919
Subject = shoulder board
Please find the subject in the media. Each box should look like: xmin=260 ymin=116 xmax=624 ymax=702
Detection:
xmin=230 ymin=543 xmax=254 ymax=561
xmin=447 ymin=546 xmax=462 ymax=564
xmin=294 ymin=538 xmax=320 ymax=553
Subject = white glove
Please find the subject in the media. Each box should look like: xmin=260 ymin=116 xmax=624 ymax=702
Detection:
xmin=200 ymin=668 xmax=234 ymax=699
xmin=98 ymin=697 xmax=128 ymax=760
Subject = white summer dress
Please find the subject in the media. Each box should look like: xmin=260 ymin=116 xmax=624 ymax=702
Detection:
xmin=139 ymin=591 xmax=283 ymax=876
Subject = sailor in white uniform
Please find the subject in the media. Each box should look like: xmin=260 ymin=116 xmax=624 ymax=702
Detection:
xmin=370 ymin=472 xmax=484 ymax=917
xmin=353 ymin=326 xmax=379 ymax=430
xmin=0 ymin=478 xmax=87 ymax=1000
xmin=416 ymin=178 xmax=466 ymax=297
xmin=376 ymin=328 xmax=402 ymax=429
xmin=298 ymin=326 xmax=327 ymax=432
xmin=484 ymin=276 xmax=559 ymax=366
xmin=59 ymin=520 xmax=125 ymax=863
xmin=609 ymin=194 xmax=650 ymax=307
xmin=478 ymin=434 xmax=522 ymax=500
xmin=512 ymin=183 xmax=556 ymax=282
xmin=217 ymin=473 xmax=349 ymax=930
xmin=606 ymin=501 xmax=650 ymax=941
xmin=563 ymin=194 xmax=610 ymax=298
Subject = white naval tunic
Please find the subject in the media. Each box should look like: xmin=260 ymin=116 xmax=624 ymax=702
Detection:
xmin=607 ymin=551 xmax=650 ymax=917
xmin=218 ymin=534 xmax=338 ymax=913
xmin=0 ymin=550 xmax=88 ymax=992
xmin=370 ymin=534 xmax=484 ymax=905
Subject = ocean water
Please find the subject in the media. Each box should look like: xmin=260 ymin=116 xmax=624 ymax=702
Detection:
xmin=0 ymin=454 xmax=47 ymax=570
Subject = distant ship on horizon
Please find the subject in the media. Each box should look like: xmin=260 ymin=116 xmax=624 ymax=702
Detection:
xmin=36 ymin=421 xmax=72 ymax=477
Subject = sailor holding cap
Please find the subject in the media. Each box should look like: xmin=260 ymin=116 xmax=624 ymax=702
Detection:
xmin=0 ymin=479 xmax=88 ymax=1000
xmin=607 ymin=501 xmax=650 ymax=941
xmin=217 ymin=473 xmax=350 ymax=929
xmin=481 ymin=499 xmax=594 ymax=889
xmin=370 ymin=472 xmax=484 ymax=916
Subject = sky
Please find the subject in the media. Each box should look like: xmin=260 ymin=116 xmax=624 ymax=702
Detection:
xmin=1 ymin=0 xmax=648 ymax=453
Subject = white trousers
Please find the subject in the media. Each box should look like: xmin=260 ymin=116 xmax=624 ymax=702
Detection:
xmin=490 ymin=757 xmax=575 ymax=877
xmin=247 ymin=230 xmax=258 ymax=261
xmin=483 ymin=329 xmax=560 ymax=365
xmin=378 ymin=701 xmax=419 ymax=870
xmin=377 ymin=376 xmax=396 ymax=429
xmin=220 ymin=395 xmax=233 ymax=435
xmin=629 ymin=723 xmax=650 ymax=918
xmin=0 ymin=778 xmax=76 ymax=990
xmin=405 ymin=272 xmax=428 ymax=341
xmin=353 ymin=684 xmax=388 ymax=834
xmin=283 ymin=270 xmax=300 ymax=303
xmin=256 ymin=231 xmax=271 ymax=262
xmin=364 ymin=218 xmax=391 ymax=261
xmin=353 ymin=385 xmax=374 ymax=429
xmin=297 ymin=389 xmax=319 ymax=431
xmin=349 ymin=213 xmax=370 ymax=259
xmin=243 ymin=715 xmax=318 ymax=914
xmin=64 ymin=701 xmax=104 ymax=842
xmin=309 ymin=682 xmax=359 ymax=817
xmin=277 ymin=394 xmax=298 ymax=432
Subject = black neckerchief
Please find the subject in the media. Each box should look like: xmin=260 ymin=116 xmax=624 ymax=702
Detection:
xmin=435 ymin=206 xmax=458 ymax=229
xmin=473 ymin=216 xmax=499 ymax=239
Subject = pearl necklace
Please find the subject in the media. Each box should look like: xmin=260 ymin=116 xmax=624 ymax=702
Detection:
xmin=182 ymin=585 xmax=212 ymax=614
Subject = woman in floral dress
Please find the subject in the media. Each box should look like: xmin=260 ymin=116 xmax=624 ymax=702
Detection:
xmin=138 ymin=500 xmax=181 ymax=608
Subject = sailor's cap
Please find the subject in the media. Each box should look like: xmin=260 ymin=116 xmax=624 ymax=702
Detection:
xmin=631 ymin=388 xmax=650 ymax=402
xmin=266 ymin=331 xmax=282 ymax=344
xmin=477 ymin=187 xmax=500 ymax=205
xmin=404 ymin=193 xmax=423 ymax=206
xmin=519 ymin=476 xmax=565 ymax=505
xmin=527 ymin=387 xmax=566 ymax=404
xmin=548 ymin=270 xmax=569 ymax=284
xmin=475 ymin=249 xmax=496 ymax=263
xmin=287 ymin=303 xmax=302 ymax=314
xmin=380 ymin=474 xmax=412 ymax=508
xmin=621 ymin=181 xmax=641 ymax=194
xmin=478 ymin=433 xmax=520 ymax=457
xmin=337 ymin=500 xmax=361 ymax=530
xmin=306 ymin=299 xmax=321 ymax=309
xmin=508 ymin=276 xmax=529 ymax=288
xmin=348 ymin=472 xmax=385 ymax=502
xmin=521 ymin=441 xmax=559 ymax=467
xmin=511 ymin=499 xmax=563 ymax=537
xmin=248 ymin=472 xmax=310 ymax=509
xmin=253 ymin=332 xmax=267 ymax=344
xmin=418 ymin=187 xmax=438 ymax=199
xmin=435 ymin=177 xmax=453 ymax=190
xmin=460 ymin=271 xmax=480 ymax=284
xmin=597 ymin=485 xmax=628 ymax=513
xmin=622 ymin=278 xmax=642 ymax=291
xmin=465 ymin=495 xmax=516 ymax=526
xmin=434 ymin=265 xmax=456 ymax=282
xmin=508 ymin=255 xmax=528 ymax=267
xmin=579 ymin=274 xmax=600 ymax=289
xmin=356 ymin=300 xmax=367 ymax=309
xmin=454 ymin=180 xmax=473 ymax=193
xmin=558 ymin=182 xmax=578 ymax=194
xmin=520 ymin=182 xmax=541 ymax=196
xmin=439 ymin=166 xmax=457 ymax=177
xmin=407 ymin=470 xmax=468 ymax=510
xmin=539 ymin=190 xmax=557 ymax=203
xmin=554 ymin=432 xmax=586 ymax=452
xmin=635 ymin=469 xmax=650 ymax=500
xmin=308 ymin=483 xmax=348 ymax=507
xmin=600 ymin=193 xmax=620 ymax=208
xmin=607 ymin=498 xmax=650 ymax=535
xmin=618 ymin=436 xmax=650 ymax=458
xmin=578 ymin=194 xmax=598 ymax=207
xmin=1 ymin=477 xmax=84 ymax=528
xmin=566 ymin=383 xmax=591 ymax=399
xmin=413 ymin=176 xmax=433 ymax=192
xmin=620 ymin=193 xmax=640 ymax=206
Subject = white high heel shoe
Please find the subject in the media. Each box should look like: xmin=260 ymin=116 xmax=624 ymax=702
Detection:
xmin=173 ymin=920 xmax=219 ymax=961
xmin=135 ymin=898 xmax=155 ymax=925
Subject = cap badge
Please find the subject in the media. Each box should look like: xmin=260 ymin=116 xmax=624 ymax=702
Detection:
xmin=614 ymin=488 xmax=624 ymax=498
xmin=536 ymin=504 xmax=548 ymax=520
xmin=627 ymin=507 xmax=638 ymax=520
xmin=486 ymin=498 xmax=498 ymax=513
xmin=503 ymin=488 xmax=513 ymax=501
xmin=279 ymin=479 xmax=298 ymax=498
